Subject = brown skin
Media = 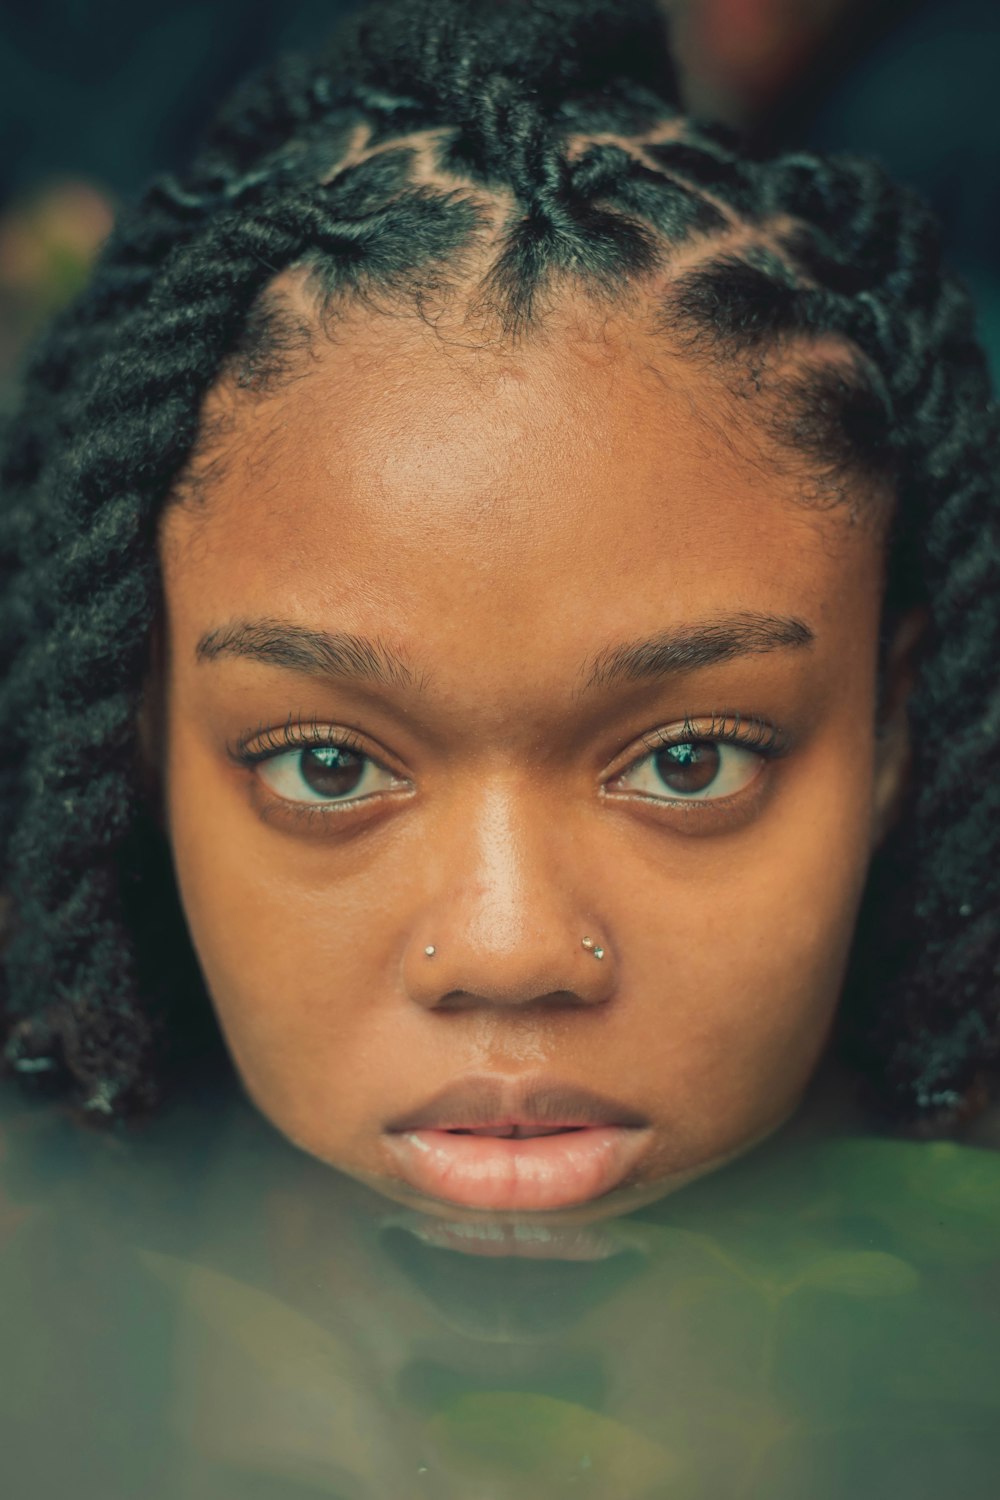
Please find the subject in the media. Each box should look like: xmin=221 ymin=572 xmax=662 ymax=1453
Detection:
xmin=148 ymin=279 xmax=924 ymax=1222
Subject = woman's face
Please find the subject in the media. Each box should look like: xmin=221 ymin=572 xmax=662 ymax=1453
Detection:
xmin=152 ymin=283 xmax=913 ymax=1222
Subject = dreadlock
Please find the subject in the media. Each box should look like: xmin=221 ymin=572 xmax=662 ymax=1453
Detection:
xmin=1 ymin=0 xmax=997 ymax=1130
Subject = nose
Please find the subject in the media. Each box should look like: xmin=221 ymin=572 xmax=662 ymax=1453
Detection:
xmin=401 ymin=784 xmax=616 ymax=1012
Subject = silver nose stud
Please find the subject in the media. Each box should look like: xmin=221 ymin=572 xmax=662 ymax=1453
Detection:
xmin=423 ymin=938 xmax=606 ymax=959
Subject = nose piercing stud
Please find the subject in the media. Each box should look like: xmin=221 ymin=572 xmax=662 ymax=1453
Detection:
xmin=423 ymin=938 xmax=605 ymax=959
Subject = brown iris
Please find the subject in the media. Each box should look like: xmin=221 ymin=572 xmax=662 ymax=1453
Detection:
xmin=654 ymin=742 xmax=720 ymax=795
xmin=299 ymin=745 xmax=366 ymax=798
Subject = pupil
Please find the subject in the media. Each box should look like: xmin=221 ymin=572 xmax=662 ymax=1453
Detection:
xmin=655 ymin=741 xmax=719 ymax=794
xmin=300 ymin=746 xmax=364 ymax=797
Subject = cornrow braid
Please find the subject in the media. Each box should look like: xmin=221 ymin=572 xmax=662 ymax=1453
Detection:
xmin=1 ymin=0 xmax=997 ymax=1130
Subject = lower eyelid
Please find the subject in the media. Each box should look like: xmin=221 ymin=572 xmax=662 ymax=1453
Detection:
xmin=602 ymin=768 xmax=772 ymax=833
xmin=252 ymin=780 xmax=412 ymax=831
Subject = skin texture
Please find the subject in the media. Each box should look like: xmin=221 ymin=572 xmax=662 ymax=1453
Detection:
xmin=147 ymin=277 xmax=924 ymax=1222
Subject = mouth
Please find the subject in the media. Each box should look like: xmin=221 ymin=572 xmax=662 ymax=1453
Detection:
xmin=381 ymin=1075 xmax=651 ymax=1213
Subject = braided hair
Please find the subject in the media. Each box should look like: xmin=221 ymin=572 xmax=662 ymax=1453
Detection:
xmin=1 ymin=0 xmax=997 ymax=1131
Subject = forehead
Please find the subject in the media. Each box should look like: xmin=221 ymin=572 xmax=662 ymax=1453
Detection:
xmin=159 ymin=292 xmax=883 ymax=681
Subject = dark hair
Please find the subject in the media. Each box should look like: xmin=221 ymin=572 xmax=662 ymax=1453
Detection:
xmin=1 ymin=0 xmax=997 ymax=1130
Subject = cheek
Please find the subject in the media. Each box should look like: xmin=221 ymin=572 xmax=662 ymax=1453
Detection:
xmin=163 ymin=715 xmax=414 ymax=1113
xmin=626 ymin=729 xmax=874 ymax=1145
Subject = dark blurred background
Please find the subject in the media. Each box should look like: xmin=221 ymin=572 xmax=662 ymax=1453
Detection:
xmin=1 ymin=0 xmax=998 ymax=390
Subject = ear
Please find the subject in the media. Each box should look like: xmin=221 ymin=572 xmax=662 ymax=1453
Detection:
xmin=871 ymin=604 xmax=930 ymax=852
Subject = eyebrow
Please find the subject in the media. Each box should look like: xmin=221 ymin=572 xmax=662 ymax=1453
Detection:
xmin=580 ymin=612 xmax=815 ymax=691
xmin=195 ymin=611 xmax=814 ymax=692
xmin=195 ymin=620 xmax=415 ymax=689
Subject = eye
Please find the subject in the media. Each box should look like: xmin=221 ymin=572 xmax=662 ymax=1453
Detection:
xmin=608 ymin=718 xmax=786 ymax=804
xmin=258 ymin=743 xmax=405 ymax=805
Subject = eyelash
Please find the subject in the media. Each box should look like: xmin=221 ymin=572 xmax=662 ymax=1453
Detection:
xmin=636 ymin=711 xmax=788 ymax=761
xmin=228 ymin=710 xmax=790 ymax=824
xmin=231 ymin=716 xmax=370 ymax=766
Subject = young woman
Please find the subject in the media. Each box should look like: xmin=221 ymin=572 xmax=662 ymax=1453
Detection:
xmin=0 ymin=0 xmax=996 ymax=1221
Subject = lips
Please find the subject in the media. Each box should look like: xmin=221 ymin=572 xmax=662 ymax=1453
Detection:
xmin=382 ymin=1075 xmax=651 ymax=1212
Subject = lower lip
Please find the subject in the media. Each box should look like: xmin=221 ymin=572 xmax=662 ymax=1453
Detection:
xmin=383 ymin=1126 xmax=649 ymax=1212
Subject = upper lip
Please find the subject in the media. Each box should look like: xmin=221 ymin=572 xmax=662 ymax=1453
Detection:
xmin=384 ymin=1074 xmax=649 ymax=1132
